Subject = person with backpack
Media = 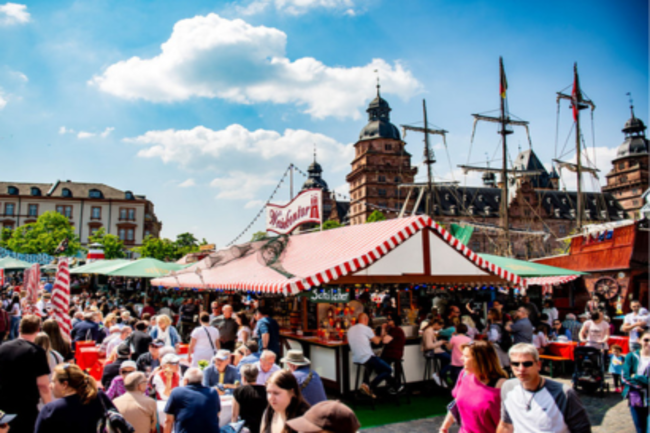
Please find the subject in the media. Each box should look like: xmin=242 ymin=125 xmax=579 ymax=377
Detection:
xmin=486 ymin=308 xmax=511 ymax=368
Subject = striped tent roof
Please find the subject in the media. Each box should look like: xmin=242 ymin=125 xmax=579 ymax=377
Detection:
xmin=152 ymin=215 xmax=525 ymax=294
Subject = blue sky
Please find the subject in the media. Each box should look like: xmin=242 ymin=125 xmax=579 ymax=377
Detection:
xmin=0 ymin=0 xmax=647 ymax=247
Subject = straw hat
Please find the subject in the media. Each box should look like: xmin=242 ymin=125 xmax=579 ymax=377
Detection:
xmin=280 ymin=350 xmax=310 ymax=366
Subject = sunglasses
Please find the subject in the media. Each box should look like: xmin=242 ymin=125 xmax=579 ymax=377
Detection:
xmin=511 ymin=361 xmax=535 ymax=368
xmin=643 ymin=338 xmax=650 ymax=343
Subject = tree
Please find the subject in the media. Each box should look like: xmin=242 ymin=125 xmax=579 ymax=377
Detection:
xmin=88 ymin=227 xmax=126 ymax=259
xmin=366 ymin=210 xmax=386 ymax=223
xmin=174 ymin=232 xmax=201 ymax=257
xmin=250 ymin=231 xmax=268 ymax=242
xmin=0 ymin=228 xmax=11 ymax=248
xmin=322 ymin=220 xmax=343 ymax=230
xmin=132 ymin=236 xmax=178 ymax=261
xmin=6 ymin=211 xmax=81 ymax=256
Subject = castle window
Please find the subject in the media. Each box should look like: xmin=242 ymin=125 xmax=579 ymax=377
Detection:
xmin=619 ymin=162 xmax=625 ymax=170
xmin=554 ymin=209 xmax=561 ymax=218
xmin=559 ymin=225 xmax=566 ymax=235
xmin=569 ymin=209 xmax=576 ymax=218
xmin=601 ymin=210 xmax=607 ymax=219
xmin=88 ymin=189 xmax=103 ymax=199
xmin=62 ymin=188 xmax=72 ymax=198
xmin=394 ymin=177 xmax=401 ymax=183
xmin=478 ymin=195 xmax=483 ymax=202
xmin=378 ymin=175 xmax=386 ymax=183
xmin=384 ymin=144 xmax=392 ymax=151
xmin=31 ymin=187 xmax=41 ymax=196
xmin=378 ymin=189 xmax=387 ymax=197
xmin=7 ymin=186 xmax=18 ymax=195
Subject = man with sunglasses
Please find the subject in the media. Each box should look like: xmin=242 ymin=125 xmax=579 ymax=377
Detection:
xmin=497 ymin=343 xmax=591 ymax=433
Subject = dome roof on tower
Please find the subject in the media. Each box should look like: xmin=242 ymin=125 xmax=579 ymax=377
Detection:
xmin=617 ymin=108 xmax=648 ymax=159
xmin=358 ymin=86 xmax=401 ymax=141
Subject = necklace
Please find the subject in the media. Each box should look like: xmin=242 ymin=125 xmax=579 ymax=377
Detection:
xmin=521 ymin=378 xmax=544 ymax=411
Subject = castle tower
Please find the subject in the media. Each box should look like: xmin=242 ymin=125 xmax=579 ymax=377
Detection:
xmin=603 ymin=104 xmax=649 ymax=218
xmin=346 ymin=86 xmax=417 ymax=224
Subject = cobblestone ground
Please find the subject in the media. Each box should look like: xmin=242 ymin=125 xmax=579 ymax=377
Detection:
xmin=362 ymin=375 xmax=635 ymax=433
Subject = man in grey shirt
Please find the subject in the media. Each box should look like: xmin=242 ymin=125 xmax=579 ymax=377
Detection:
xmin=506 ymin=306 xmax=534 ymax=344
xmin=497 ymin=343 xmax=591 ymax=433
xmin=211 ymin=305 xmax=237 ymax=351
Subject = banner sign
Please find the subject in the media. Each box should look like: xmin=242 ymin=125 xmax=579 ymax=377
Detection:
xmin=266 ymin=189 xmax=322 ymax=235
xmin=299 ymin=288 xmax=350 ymax=303
xmin=0 ymin=247 xmax=54 ymax=265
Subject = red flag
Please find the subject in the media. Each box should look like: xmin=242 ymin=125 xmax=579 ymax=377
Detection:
xmin=52 ymin=259 xmax=72 ymax=340
xmin=571 ymin=63 xmax=580 ymax=121
xmin=23 ymin=263 xmax=42 ymax=317
xmin=499 ymin=57 xmax=508 ymax=99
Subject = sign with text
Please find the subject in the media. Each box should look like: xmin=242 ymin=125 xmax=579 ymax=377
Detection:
xmin=300 ymin=288 xmax=350 ymax=303
xmin=266 ymin=189 xmax=322 ymax=235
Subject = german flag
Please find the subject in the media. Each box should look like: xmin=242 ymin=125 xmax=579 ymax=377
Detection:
xmin=499 ymin=57 xmax=508 ymax=99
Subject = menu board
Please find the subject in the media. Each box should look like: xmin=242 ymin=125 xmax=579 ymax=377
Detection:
xmin=304 ymin=299 xmax=319 ymax=331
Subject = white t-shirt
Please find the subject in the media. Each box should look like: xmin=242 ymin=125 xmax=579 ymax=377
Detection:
xmin=190 ymin=325 xmax=220 ymax=367
xmin=10 ymin=303 xmax=20 ymax=317
xmin=624 ymin=312 xmax=649 ymax=345
xmin=582 ymin=320 xmax=609 ymax=348
xmin=237 ymin=326 xmax=251 ymax=343
xmin=347 ymin=324 xmax=375 ymax=364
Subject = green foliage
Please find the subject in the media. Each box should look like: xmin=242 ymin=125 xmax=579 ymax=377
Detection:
xmin=132 ymin=236 xmax=178 ymax=261
xmin=366 ymin=210 xmax=386 ymax=223
xmin=322 ymin=220 xmax=343 ymax=230
xmin=0 ymin=228 xmax=11 ymax=248
xmin=88 ymin=227 xmax=126 ymax=259
xmin=174 ymin=232 xmax=201 ymax=257
xmin=6 ymin=211 xmax=81 ymax=256
xmin=250 ymin=231 xmax=268 ymax=242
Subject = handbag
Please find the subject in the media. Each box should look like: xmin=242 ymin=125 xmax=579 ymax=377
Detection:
xmin=204 ymin=326 xmax=217 ymax=356
xmin=97 ymin=393 xmax=135 ymax=433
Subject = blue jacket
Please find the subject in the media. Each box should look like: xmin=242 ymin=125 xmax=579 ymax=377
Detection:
xmin=149 ymin=326 xmax=181 ymax=347
xmin=202 ymin=364 xmax=240 ymax=389
xmin=237 ymin=353 xmax=260 ymax=372
xmin=293 ymin=366 xmax=327 ymax=406
xmin=622 ymin=350 xmax=650 ymax=404
xmin=71 ymin=319 xmax=100 ymax=342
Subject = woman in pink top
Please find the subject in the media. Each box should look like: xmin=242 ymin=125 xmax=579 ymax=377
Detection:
xmin=439 ymin=340 xmax=508 ymax=433
xmin=445 ymin=323 xmax=472 ymax=385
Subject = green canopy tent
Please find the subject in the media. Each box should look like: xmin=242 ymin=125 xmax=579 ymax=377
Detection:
xmin=478 ymin=253 xmax=587 ymax=287
xmin=69 ymin=259 xmax=131 ymax=275
xmin=0 ymin=257 xmax=33 ymax=270
xmin=102 ymin=258 xmax=187 ymax=278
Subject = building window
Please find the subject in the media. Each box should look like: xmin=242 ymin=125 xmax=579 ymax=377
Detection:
xmin=621 ymin=175 xmax=628 ymax=182
xmin=56 ymin=205 xmax=72 ymax=218
xmin=619 ymin=162 xmax=625 ymax=170
xmin=126 ymin=229 xmax=134 ymax=241
xmin=119 ymin=208 xmax=127 ymax=220
xmin=31 ymin=187 xmax=41 ymax=196
xmin=2 ymin=222 xmax=14 ymax=230
xmin=90 ymin=226 xmax=100 ymax=236
xmin=127 ymin=209 xmax=135 ymax=221
xmin=91 ymin=207 xmax=101 ymax=219
xmin=7 ymin=186 xmax=18 ymax=195
xmin=378 ymin=189 xmax=387 ymax=197
xmin=378 ymin=176 xmax=386 ymax=183
xmin=559 ymin=225 xmax=566 ymax=235
xmin=62 ymin=188 xmax=72 ymax=198
xmin=144 ymin=230 xmax=151 ymax=238
xmin=28 ymin=204 xmax=38 ymax=217
xmin=118 ymin=228 xmax=126 ymax=240
xmin=385 ymin=144 xmax=392 ymax=151
xmin=88 ymin=189 xmax=103 ymax=199
xmin=125 ymin=191 xmax=135 ymax=200
xmin=4 ymin=203 xmax=15 ymax=216
xmin=394 ymin=177 xmax=401 ymax=183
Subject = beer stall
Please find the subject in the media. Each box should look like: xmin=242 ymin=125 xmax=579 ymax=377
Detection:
xmin=152 ymin=209 xmax=529 ymax=395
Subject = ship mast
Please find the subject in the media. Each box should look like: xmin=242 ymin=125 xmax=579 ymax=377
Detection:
xmin=556 ymin=63 xmax=596 ymax=231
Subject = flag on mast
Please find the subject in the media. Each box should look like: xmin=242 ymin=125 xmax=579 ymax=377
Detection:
xmin=499 ymin=57 xmax=508 ymax=99
xmin=52 ymin=259 xmax=72 ymax=340
xmin=23 ymin=263 xmax=41 ymax=317
xmin=571 ymin=62 xmax=580 ymax=121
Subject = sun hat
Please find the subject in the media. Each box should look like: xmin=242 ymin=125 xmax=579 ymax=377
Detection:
xmin=161 ymin=353 xmax=180 ymax=365
xmin=213 ymin=350 xmax=231 ymax=361
xmin=280 ymin=350 xmax=311 ymax=366
xmin=120 ymin=360 xmax=137 ymax=371
xmin=286 ymin=401 xmax=360 ymax=433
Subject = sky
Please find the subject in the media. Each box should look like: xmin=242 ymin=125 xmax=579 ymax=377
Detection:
xmin=0 ymin=0 xmax=647 ymax=247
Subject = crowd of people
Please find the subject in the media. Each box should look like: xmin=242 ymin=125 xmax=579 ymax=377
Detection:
xmin=0 ymin=274 xmax=648 ymax=433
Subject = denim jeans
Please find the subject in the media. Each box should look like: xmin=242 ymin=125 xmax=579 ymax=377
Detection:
xmin=629 ymin=405 xmax=648 ymax=433
xmin=9 ymin=316 xmax=20 ymax=340
xmin=436 ymin=352 xmax=452 ymax=379
xmin=364 ymin=355 xmax=394 ymax=390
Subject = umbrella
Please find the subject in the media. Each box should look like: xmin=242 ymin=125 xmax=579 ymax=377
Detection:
xmin=0 ymin=257 xmax=33 ymax=270
xmin=103 ymin=258 xmax=187 ymax=279
xmin=69 ymin=259 xmax=131 ymax=275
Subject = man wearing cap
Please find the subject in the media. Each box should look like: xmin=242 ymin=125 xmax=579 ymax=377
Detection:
xmin=203 ymin=350 xmax=240 ymax=395
xmin=113 ymin=372 xmax=157 ymax=433
xmin=0 ymin=410 xmax=16 ymax=433
xmin=286 ymin=401 xmax=360 ymax=433
xmin=102 ymin=343 xmax=132 ymax=389
xmin=282 ymin=350 xmax=327 ymax=406
xmin=235 ymin=340 xmax=260 ymax=372
xmin=136 ymin=339 xmax=164 ymax=373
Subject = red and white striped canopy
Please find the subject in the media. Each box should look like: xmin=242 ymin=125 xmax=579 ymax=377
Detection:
xmin=525 ymin=274 xmax=581 ymax=287
xmin=152 ymin=215 xmax=524 ymax=294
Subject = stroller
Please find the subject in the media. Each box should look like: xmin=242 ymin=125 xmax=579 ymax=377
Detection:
xmin=572 ymin=343 xmax=609 ymax=397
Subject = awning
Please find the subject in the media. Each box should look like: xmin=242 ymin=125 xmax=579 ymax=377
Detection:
xmin=70 ymin=258 xmax=187 ymax=278
xmin=525 ymin=275 xmax=581 ymax=287
xmin=152 ymin=215 xmax=526 ymax=294
xmin=0 ymin=257 xmax=32 ymax=270
xmin=478 ymin=253 xmax=586 ymax=288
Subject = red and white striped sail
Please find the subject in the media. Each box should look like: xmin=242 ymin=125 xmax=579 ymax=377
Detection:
xmin=23 ymin=263 xmax=42 ymax=317
xmin=52 ymin=259 xmax=72 ymax=339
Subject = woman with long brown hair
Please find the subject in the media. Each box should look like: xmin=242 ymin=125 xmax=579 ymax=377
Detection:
xmin=439 ymin=340 xmax=508 ymax=433
xmin=42 ymin=319 xmax=73 ymax=361
xmin=261 ymin=369 xmax=310 ymax=433
xmin=34 ymin=363 xmax=115 ymax=433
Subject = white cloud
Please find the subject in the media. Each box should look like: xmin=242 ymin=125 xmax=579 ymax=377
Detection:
xmin=59 ymin=126 xmax=74 ymax=134
xmin=76 ymin=126 xmax=114 ymax=139
xmin=0 ymin=3 xmax=29 ymax=25
xmin=554 ymin=146 xmax=617 ymax=192
xmin=90 ymin=13 xmax=421 ymax=119
xmin=0 ymin=94 xmax=6 ymax=110
xmin=100 ymin=126 xmax=115 ymax=138
xmin=77 ymin=131 xmax=95 ymax=139
xmin=178 ymin=178 xmax=196 ymax=188
xmin=211 ymin=171 xmax=278 ymax=200
xmin=127 ymin=124 xmax=354 ymax=171
xmin=236 ymin=0 xmax=357 ymax=16
xmin=244 ymin=199 xmax=264 ymax=209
